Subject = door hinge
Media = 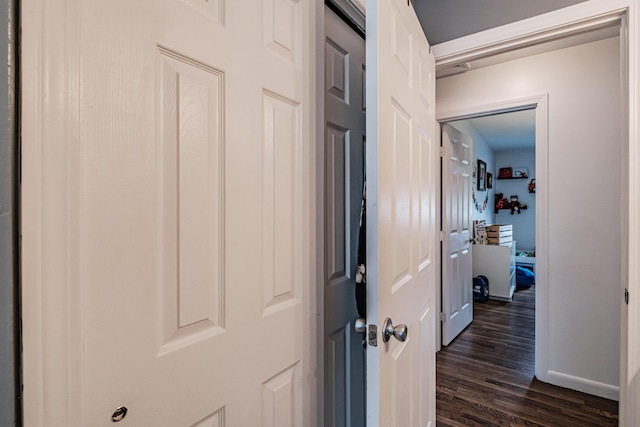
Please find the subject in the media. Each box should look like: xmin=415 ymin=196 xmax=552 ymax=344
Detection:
xmin=439 ymin=230 xmax=445 ymax=241
xmin=439 ymin=147 xmax=445 ymax=157
xmin=368 ymin=324 xmax=378 ymax=347
xmin=439 ymin=312 xmax=446 ymax=322
xmin=625 ymin=288 xmax=629 ymax=305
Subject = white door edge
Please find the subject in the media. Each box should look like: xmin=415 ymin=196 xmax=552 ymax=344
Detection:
xmin=313 ymin=3 xmax=326 ymax=427
xmin=21 ymin=1 xmax=84 ymax=425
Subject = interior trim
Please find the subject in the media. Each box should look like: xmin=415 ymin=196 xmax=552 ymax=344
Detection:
xmin=432 ymin=0 xmax=628 ymax=69
xmin=437 ymin=94 xmax=550 ymax=389
xmin=325 ymin=0 xmax=365 ymax=39
xmin=324 ymin=0 xmax=365 ymax=37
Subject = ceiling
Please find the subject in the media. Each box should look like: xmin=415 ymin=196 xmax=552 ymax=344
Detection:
xmin=413 ymin=0 xmax=588 ymax=45
xmin=450 ymin=109 xmax=536 ymax=151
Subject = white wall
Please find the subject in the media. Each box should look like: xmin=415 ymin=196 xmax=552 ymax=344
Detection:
xmin=495 ymin=149 xmax=536 ymax=250
xmin=437 ymin=37 xmax=623 ymax=397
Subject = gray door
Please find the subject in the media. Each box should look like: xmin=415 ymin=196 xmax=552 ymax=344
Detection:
xmin=324 ymin=5 xmax=366 ymax=427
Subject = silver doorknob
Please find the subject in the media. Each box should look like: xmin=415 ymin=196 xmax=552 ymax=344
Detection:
xmin=354 ymin=317 xmax=367 ymax=333
xmin=382 ymin=317 xmax=408 ymax=343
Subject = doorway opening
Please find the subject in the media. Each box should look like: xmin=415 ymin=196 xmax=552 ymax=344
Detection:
xmin=440 ymin=107 xmax=537 ymax=361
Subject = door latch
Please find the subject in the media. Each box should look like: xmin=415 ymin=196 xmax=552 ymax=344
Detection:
xmin=625 ymin=288 xmax=629 ymax=305
xmin=368 ymin=324 xmax=378 ymax=347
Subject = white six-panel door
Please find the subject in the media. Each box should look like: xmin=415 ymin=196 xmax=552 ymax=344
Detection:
xmin=441 ymin=124 xmax=473 ymax=346
xmin=366 ymin=0 xmax=437 ymax=425
xmin=21 ymin=0 xmax=314 ymax=425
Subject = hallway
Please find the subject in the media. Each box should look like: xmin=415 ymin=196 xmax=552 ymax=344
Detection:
xmin=436 ymin=285 xmax=619 ymax=426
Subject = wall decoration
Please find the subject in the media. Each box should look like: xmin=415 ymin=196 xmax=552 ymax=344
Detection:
xmin=528 ymin=178 xmax=536 ymax=193
xmin=477 ymin=159 xmax=486 ymax=191
xmin=472 ymin=188 xmax=488 ymax=213
xmin=498 ymin=167 xmax=512 ymax=179
xmin=513 ymin=167 xmax=529 ymax=178
xmin=486 ymin=172 xmax=493 ymax=189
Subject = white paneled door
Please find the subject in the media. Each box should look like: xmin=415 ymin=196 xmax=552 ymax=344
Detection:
xmin=366 ymin=0 xmax=438 ymax=425
xmin=324 ymin=6 xmax=367 ymax=427
xmin=441 ymin=124 xmax=473 ymax=346
xmin=21 ymin=0 xmax=314 ymax=426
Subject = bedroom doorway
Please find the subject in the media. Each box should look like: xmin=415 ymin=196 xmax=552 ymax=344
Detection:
xmin=440 ymin=107 xmax=537 ymax=355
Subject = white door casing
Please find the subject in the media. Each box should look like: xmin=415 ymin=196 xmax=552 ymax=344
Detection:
xmin=622 ymin=2 xmax=640 ymax=424
xmin=366 ymin=0 xmax=437 ymax=425
xmin=324 ymin=6 xmax=366 ymax=427
xmin=21 ymin=0 xmax=316 ymax=426
xmin=441 ymin=124 xmax=473 ymax=346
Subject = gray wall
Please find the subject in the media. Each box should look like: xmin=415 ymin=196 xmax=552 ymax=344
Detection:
xmin=0 ymin=0 xmax=18 ymax=424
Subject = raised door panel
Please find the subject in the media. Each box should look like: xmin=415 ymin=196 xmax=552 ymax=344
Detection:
xmin=158 ymin=48 xmax=225 ymax=352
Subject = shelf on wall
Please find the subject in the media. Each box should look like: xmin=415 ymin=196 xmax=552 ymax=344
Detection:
xmin=495 ymin=206 xmax=528 ymax=213
xmin=496 ymin=176 xmax=529 ymax=180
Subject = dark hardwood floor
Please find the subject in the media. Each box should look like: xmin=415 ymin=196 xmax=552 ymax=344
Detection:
xmin=436 ymin=285 xmax=619 ymax=426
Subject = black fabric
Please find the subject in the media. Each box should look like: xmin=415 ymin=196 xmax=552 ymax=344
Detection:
xmin=355 ymin=182 xmax=366 ymax=318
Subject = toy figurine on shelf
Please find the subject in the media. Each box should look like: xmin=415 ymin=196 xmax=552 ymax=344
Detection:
xmin=528 ymin=178 xmax=536 ymax=193
xmin=509 ymin=195 xmax=528 ymax=214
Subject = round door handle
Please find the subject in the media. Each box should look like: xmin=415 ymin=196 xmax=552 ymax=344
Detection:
xmin=382 ymin=317 xmax=408 ymax=343
xmin=354 ymin=317 xmax=367 ymax=334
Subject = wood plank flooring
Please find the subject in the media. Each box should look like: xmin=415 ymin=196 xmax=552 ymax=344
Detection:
xmin=436 ymin=285 xmax=619 ymax=426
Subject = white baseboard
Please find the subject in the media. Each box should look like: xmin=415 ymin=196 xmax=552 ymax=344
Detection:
xmin=540 ymin=370 xmax=620 ymax=401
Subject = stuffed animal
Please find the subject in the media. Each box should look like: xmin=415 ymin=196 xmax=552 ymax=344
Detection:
xmin=510 ymin=195 xmax=524 ymax=214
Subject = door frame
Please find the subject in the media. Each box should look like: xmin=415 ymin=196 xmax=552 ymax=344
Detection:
xmin=314 ymin=4 xmax=326 ymax=426
xmin=436 ymin=94 xmax=550 ymax=374
xmin=431 ymin=0 xmax=637 ymax=422
xmin=0 ymin=0 xmax=19 ymax=424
